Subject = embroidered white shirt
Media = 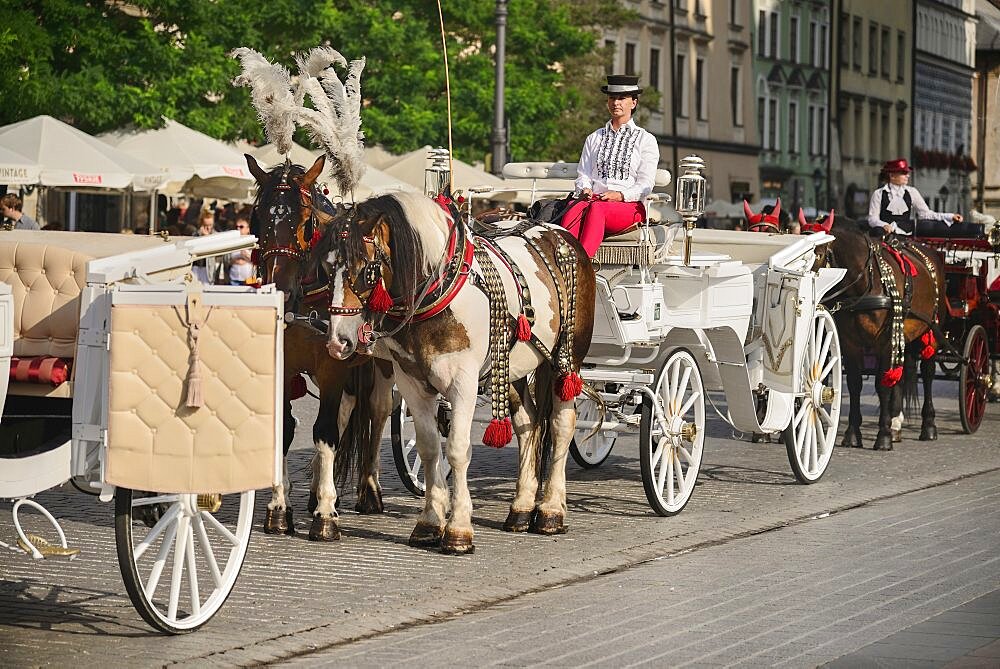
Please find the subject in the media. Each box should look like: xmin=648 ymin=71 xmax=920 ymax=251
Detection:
xmin=574 ymin=119 xmax=659 ymax=202
xmin=867 ymin=183 xmax=954 ymax=234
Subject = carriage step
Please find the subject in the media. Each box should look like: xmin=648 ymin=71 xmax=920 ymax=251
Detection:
xmin=16 ymin=534 xmax=79 ymax=559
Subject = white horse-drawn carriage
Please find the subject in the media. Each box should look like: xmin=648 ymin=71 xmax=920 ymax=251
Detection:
xmin=1 ymin=230 xmax=283 ymax=633
xmin=391 ymin=154 xmax=846 ymax=515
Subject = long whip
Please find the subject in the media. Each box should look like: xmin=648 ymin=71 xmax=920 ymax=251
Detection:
xmin=436 ymin=0 xmax=454 ymax=193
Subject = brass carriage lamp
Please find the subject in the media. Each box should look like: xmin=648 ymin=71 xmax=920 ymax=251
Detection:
xmin=675 ymin=155 xmax=707 ymax=266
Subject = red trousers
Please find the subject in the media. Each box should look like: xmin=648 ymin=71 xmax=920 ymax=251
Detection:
xmin=559 ymin=199 xmax=646 ymax=257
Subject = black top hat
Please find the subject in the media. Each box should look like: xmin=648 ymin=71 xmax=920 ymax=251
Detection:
xmin=601 ymin=74 xmax=642 ymax=95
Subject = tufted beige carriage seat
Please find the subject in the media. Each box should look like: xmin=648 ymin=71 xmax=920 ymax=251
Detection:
xmin=0 ymin=230 xmax=167 ymax=397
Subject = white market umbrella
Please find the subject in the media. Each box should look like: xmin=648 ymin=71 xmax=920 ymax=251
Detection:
xmin=0 ymin=115 xmax=164 ymax=191
xmin=0 ymin=145 xmax=41 ymax=185
xmin=381 ymin=146 xmax=508 ymax=199
xmin=100 ymin=117 xmax=253 ymax=199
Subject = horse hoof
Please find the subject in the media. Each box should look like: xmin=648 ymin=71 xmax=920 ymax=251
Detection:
xmin=891 ymin=429 xmax=902 ymax=443
xmin=440 ymin=528 xmax=475 ymax=555
xmin=502 ymin=509 xmax=533 ymax=533
xmin=873 ymin=435 xmax=894 ymax=451
xmin=919 ymin=426 xmax=938 ymax=441
xmin=307 ymin=492 xmax=318 ymax=515
xmin=530 ymin=511 xmax=567 ymax=535
xmin=308 ymin=515 xmax=341 ymax=541
xmin=408 ymin=522 xmax=444 ymax=548
xmin=751 ymin=432 xmax=765 ymax=443
xmin=355 ymin=488 xmax=384 ymax=515
xmin=264 ymin=508 xmax=294 ymax=535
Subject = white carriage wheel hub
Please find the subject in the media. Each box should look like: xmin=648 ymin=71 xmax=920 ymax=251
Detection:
xmin=810 ymin=381 xmax=825 ymax=408
xmin=668 ymin=415 xmax=688 ymax=446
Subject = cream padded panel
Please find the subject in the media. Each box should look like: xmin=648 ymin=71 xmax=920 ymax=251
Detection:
xmin=105 ymin=304 xmax=277 ymax=494
xmin=0 ymin=241 xmax=89 ymax=358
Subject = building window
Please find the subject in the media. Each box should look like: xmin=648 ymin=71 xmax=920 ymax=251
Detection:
xmin=839 ymin=13 xmax=849 ymax=66
xmin=605 ymin=40 xmax=616 ymax=74
xmin=808 ymin=19 xmax=816 ymax=67
xmin=868 ymin=22 xmax=878 ymax=75
xmin=695 ymin=57 xmax=707 ymax=120
xmin=625 ymin=42 xmax=636 ymax=76
xmin=674 ymin=0 xmax=687 ymax=11
xmin=769 ymin=98 xmax=779 ymax=150
xmin=758 ymin=95 xmax=767 ymax=148
xmin=897 ymin=113 xmax=905 ymax=155
xmin=650 ymin=48 xmax=660 ymax=90
xmin=880 ymin=27 xmax=890 ymax=79
xmin=897 ymin=31 xmax=905 ymax=82
xmin=769 ymin=12 xmax=779 ymax=58
xmin=789 ymin=100 xmax=799 ymax=153
xmin=729 ymin=0 xmax=739 ymax=26
xmin=819 ymin=23 xmax=828 ymax=68
xmin=731 ymin=66 xmax=743 ymax=127
xmin=870 ymin=109 xmax=878 ymax=157
xmin=821 ymin=105 xmax=828 ymax=154
xmin=881 ymin=108 xmax=890 ymax=157
xmin=791 ymin=16 xmax=800 ymax=63
xmin=808 ymin=105 xmax=816 ymax=155
xmin=694 ymin=0 xmax=705 ymax=17
xmin=675 ymin=52 xmax=688 ymax=118
xmin=854 ymin=105 xmax=863 ymax=160
xmin=852 ymin=17 xmax=862 ymax=71
xmin=758 ymin=10 xmax=767 ymax=57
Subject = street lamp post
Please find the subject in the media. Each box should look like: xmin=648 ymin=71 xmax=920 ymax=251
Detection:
xmin=490 ymin=0 xmax=508 ymax=175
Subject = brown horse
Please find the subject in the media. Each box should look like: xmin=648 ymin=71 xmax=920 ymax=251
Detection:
xmin=246 ymin=153 xmax=393 ymax=541
xmin=318 ymin=192 xmax=596 ymax=554
xmin=819 ymin=217 xmax=945 ymax=450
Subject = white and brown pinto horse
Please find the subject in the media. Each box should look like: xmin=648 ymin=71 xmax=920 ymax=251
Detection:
xmin=246 ymin=153 xmax=394 ymax=541
xmin=318 ymin=192 xmax=596 ymax=554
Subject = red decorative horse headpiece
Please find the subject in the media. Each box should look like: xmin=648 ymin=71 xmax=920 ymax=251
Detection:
xmin=743 ymin=198 xmax=781 ymax=226
xmin=799 ymin=208 xmax=835 ymax=234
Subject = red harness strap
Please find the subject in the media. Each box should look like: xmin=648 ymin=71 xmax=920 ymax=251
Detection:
xmin=882 ymin=243 xmax=918 ymax=276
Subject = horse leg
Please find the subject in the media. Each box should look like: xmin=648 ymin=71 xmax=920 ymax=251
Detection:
xmin=919 ymin=352 xmax=938 ymax=440
xmin=355 ymin=360 xmax=394 ymax=514
xmin=532 ymin=390 xmax=575 ymax=535
xmin=397 ymin=375 xmax=450 ymax=548
xmin=873 ymin=359 xmax=897 ymax=451
xmin=264 ymin=399 xmax=296 ymax=534
xmin=840 ymin=350 xmax=864 ymax=448
xmin=308 ymin=391 xmax=342 ymax=541
xmin=504 ymin=379 xmax=540 ymax=532
xmin=439 ymin=381 xmax=478 ymax=555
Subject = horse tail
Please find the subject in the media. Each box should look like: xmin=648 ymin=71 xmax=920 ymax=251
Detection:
xmin=335 ymin=360 xmax=375 ymax=486
xmin=902 ymin=345 xmax=920 ymax=420
xmin=532 ymin=362 xmax=556 ymax=486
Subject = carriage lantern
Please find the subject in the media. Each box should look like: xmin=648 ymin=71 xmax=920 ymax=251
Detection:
xmin=675 ymin=155 xmax=707 ymax=265
xmin=425 ymin=147 xmax=452 ymax=198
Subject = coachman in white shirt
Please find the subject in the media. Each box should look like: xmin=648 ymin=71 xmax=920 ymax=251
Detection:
xmin=867 ymin=158 xmax=962 ymax=237
xmin=560 ymin=74 xmax=660 ymax=257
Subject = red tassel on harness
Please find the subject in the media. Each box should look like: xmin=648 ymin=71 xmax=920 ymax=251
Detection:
xmin=516 ymin=313 xmax=532 ymax=341
xmin=557 ymin=371 xmax=583 ymax=402
xmin=483 ymin=417 xmax=513 ymax=448
xmin=310 ymin=229 xmax=322 ymax=249
xmin=288 ymin=373 xmax=308 ymax=400
xmin=367 ymin=278 xmax=393 ymax=313
xmin=881 ymin=366 xmax=903 ymax=387
xmin=920 ymin=331 xmax=936 ymax=360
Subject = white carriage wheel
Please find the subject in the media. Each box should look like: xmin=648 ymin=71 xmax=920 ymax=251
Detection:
xmin=569 ymin=396 xmax=616 ymax=468
xmin=639 ymin=349 xmax=706 ymax=516
xmin=783 ymin=306 xmax=842 ymax=484
xmin=115 ymin=488 xmax=254 ymax=634
xmin=390 ymin=393 xmax=450 ymax=498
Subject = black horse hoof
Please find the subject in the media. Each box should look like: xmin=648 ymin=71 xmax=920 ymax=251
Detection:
xmin=919 ymin=426 xmax=938 ymax=441
xmin=873 ymin=434 xmax=894 ymax=451
xmin=502 ymin=509 xmax=533 ymax=533
xmin=839 ymin=437 xmax=863 ymax=448
xmin=264 ymin=508 xmax=294 ymax=535
xmin=355 ymin=487 xmax=384 ymax=515
xmin=308 ymin=515 xmax=341 ymax=541
xmin=440 ymin=528 xmax=475 ymax=555
xmin=530 ymin=511 xmax=568 ymax=535
xmin=307 ymin=491 xmax=317 ymax=515
xmin=408 ymin=522 xmax=444 ymax=548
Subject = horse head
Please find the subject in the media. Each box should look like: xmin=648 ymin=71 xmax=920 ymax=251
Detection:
xmin=247 ymin=153 xmax=331 ymax=302
xmin=743 ymin=198 xmax=782 ymax=233
xmin=321 ymin=192 xmax=441 ymax=360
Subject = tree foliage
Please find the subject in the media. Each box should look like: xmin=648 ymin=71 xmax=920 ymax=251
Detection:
xmin=0 ymin=0 xmax=632 ymax=163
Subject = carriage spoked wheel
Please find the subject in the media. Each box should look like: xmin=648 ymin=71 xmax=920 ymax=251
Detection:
xmin=783 ymin=306 xmax=841 ymax=483
xmin=390 ymin=392 xmax=451 ymax=497
xmin=639 ymin=349 xmax=706 ymax=516
xmin=959 ymin=324 xmax=989 ymax=434
xmin=569 ymin=396 xmax=616 ymax=468
xmin=115 ymin=488 xmax=255 ymax=634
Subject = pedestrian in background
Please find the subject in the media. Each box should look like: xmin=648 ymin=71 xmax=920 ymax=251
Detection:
xmin=228 ymin=210 xmax=255 ymax=285
xmin=1 ymin=194 xmax=40 ymax=230
xmin=191 ymin=207 xmax=221 ymax=284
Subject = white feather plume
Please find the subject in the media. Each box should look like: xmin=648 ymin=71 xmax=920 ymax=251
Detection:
xmin=293 ymin=47 xmax=367 ymax=196
xmin=230 ymin=47 xmax=297 ymax=155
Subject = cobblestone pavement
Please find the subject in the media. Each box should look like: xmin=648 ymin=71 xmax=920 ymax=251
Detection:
xmin=2 ymin=380 xmax=998 ymax=667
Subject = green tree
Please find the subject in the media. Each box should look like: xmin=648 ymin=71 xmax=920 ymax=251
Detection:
xmin=0 ymin=0 xmax=631 ymax=162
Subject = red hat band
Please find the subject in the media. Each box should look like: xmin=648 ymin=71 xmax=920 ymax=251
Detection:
xmin=882 ymin=158 xmax=912 ymax=174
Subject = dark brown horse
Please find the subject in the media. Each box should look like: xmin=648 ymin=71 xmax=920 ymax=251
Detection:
xmin=820 ymin=218 xmax=945 ymax=450
xmin=246 ymin=153 xmax=393 ymax=541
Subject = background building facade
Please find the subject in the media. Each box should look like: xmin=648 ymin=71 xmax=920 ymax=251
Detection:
xmin=973 ymin=0 xmax=1000 ymax=217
